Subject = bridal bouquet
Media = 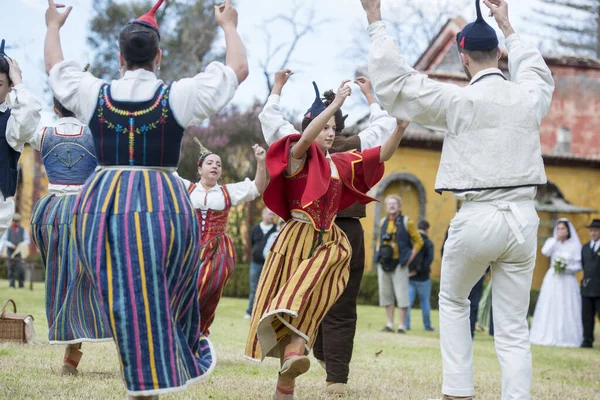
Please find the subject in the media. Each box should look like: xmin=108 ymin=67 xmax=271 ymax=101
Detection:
xmin=553 ymin=257 xmax=567 ymax=274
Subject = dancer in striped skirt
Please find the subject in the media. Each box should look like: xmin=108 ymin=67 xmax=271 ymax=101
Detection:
xmin=23 ymin=98 xmax=112 ymax=375
xmin=178 ymin=140 xmax=266 ymax=335
xmin=45 ymin=0 xmax=247 ymax=397
xmin=245 ymin=80 xmax=405 ymax=400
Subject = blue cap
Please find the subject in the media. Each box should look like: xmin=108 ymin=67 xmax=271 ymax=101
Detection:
xmin=304 ymin=82 xmax=327 ymax=120
xmin=457 ymin=0 xmax=498 ymax=51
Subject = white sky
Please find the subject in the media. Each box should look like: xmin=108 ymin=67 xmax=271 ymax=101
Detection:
xmin=4 ymin=0 xmax=539 ymax=125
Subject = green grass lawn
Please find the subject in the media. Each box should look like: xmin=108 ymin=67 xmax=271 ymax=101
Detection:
xmin=0 ymin=280 xmax=599 ymax=399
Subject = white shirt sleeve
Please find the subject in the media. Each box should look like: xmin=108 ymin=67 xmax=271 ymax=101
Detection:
xmin=48 ymin=60 xmax=105 ymax=125
xmin=5 ymin=84 xmax=43 ymax=153
xmin=565 ymin=247 xmax=582 ymax=273
xmin=541 ymin=237 xmax=557 ymax=257
xmin=358 ymin=103 xmax=397 ymax=150
xmin=225 ymin=178 xmax=260 ymax=206
xmin=172 ymin=172 xmax=193 ymax=192
xmin=169 ymin=62 xmax=239 ymax=127
xmin=505 ymin=34 xmax=555 ymax=124
xmin=368 ymin=21 xmax=456 ymax=132
xmin=22 ymin=228 xmax=30 ymax=246
xmin=263 ymin=232 xmax=277 ymax=260
xmin=259 ymin=94 xmax=299 ymax=145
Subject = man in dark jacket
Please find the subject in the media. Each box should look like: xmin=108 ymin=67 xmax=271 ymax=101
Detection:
xmin=245 ymin=207 xmax=277 ymax=318
xmin=1 ymin=213 xmax=30 ymax=288
xmin=581 ymin=219 xmax=600 ymax=348
xmin=406 ymin=220 xmax=435 ymax=331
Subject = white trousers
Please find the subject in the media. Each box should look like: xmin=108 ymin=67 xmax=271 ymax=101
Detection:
xmin=0 ymin=197 xmax=15 ymax=238
xmin=440 ymin=199 xmax=539 ymax=400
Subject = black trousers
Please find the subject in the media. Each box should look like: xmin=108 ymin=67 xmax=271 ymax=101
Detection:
xmin=468 ymin=276 xmax=485 ymax=338
xmin=582 ymin=295 xmax=600 ymax=346
xmin=7 ymin=257 xmax=25 ymax=288
xmin=313 ymin=218 xmax=364 ymax=384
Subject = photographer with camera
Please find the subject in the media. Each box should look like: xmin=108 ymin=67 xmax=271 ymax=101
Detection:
xmin=377 ymin=195 xmax=423 ymax=333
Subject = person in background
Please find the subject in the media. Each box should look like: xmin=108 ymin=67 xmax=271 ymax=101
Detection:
xmin=1 ymin=213 xmax=30 ymax=289
xmin=406 ymin=220 xmax=435 ymax=332
xmin=581 ymin=219 xmax=600 ymax=348
xmin=377 ymin=194 xmax=424 ymax=334
xmin=246 ymin=207 xmax=277 ymax=319
xmin=262 ymin=219 xmax=286 ymax=263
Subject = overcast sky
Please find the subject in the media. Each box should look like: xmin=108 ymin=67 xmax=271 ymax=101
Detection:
xmin=5 ymin=0 xmax=540 ymax=125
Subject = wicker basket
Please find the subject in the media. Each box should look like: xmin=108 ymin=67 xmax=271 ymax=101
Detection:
xmin=0 ymin=299 xmax=34 ymax=344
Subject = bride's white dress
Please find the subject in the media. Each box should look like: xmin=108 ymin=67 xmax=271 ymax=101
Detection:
xmin=530 ymin=235 xmax=583 ymax=347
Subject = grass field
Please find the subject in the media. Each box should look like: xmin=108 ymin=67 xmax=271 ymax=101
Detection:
xmin=0 ymin=280 xmax=599 ymax=399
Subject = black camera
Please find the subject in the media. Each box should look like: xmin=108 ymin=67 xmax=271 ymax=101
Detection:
xmin=381 ymin=233 xmax=392 ymax=241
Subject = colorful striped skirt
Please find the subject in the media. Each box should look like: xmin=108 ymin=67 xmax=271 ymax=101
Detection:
xmin=245 ymin=220 xmax=351 ymax=361
xmin=198 ymin=234 xmax=235 ymax=335
xmin=31 ymin=193 xmax=112 ymax=343
xmin=73 ymin=169 xmax=214 ymax=396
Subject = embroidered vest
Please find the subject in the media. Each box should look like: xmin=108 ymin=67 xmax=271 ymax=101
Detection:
xmin=88 ymin=84 xmax=185 ymax=167
xmin=40 ymin=125 xmax=98 ymax=185
xmin=192 ymin=186 xmax=232 ymax=244
xmin=286 ymin=163 xmax=343 ymax=232
xmin=0 ymin=110 xmax=20 ymax=198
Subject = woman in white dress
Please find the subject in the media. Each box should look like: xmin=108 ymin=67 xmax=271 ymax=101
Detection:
xmin=530 ymin=218 xmax=583 ymax=347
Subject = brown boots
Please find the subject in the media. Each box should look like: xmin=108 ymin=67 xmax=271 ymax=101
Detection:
xmin=61 ymin=343 xmax=83 ymax=376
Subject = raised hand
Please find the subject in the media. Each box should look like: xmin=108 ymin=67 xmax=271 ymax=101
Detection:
xmin=360 ymin=0 xmax=382 ymax=24
xmin=274 ymin=69 xmax=294 ymax=90
xmin=215 ymin=0 xmax=238 ymax=29
xmin=355 ymin=76 xmax=376 ymax=104
xmin=333 ymin=80 xmax=352 ymax=108
xmin=3 ymin=57 xmax=22 ymax=86
xmin=46 ymin=0 xmax=73 ymax=29
xmin=483 ymin=0 xmax=514 ymax=36
xmin=253 ymin=144 xmax=266 ymax=162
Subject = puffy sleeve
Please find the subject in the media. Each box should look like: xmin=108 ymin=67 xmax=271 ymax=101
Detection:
xmin=48 ymin=60 xmax=105 ymax=125
xmin=225 ymin=178 xmax=260 ymax=207
xmin=505 ymin=34 xmax=555 ymax=124
xmin=5 ymin=84 xmax=43 ymax=152
xmin=541 ymin=237 xmax=558 ymax=257
xmin=169 ymin=62 xmax=239 ymax=127
xmin=358 ymin=103 xmax=398 ymax=150
xmin=172 ymin=172 xmax=194 ymax=193
xmin=259 ymin=94 xmax=299 ymax=145
xmin=565 ymin=245 xmax=582 ymax=273
xmin=368 ymin=21 xmax=457 ymax=132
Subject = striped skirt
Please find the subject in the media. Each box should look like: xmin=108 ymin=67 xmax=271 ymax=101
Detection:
xmin=245 ymin=220 xmax=351 ymax=361
xmin=198 ymin=234 xmax=235 ymax=335
xmin=31 ymin=193 xmax=112 ymax=343
xmin=73 ymin=169 xmax=214 ymax=396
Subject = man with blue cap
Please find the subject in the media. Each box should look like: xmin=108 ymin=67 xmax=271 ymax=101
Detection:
xmin=0 ymin=40 xmax=42 ymax=239
xmin=361 ymin=0 xmax=554 ymax=399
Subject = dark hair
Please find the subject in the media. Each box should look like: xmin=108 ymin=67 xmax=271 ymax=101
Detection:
xmin=455 ymin=32 xmax=498 ymax=64
xmin=557 ymin=221 xmax=571 ymax=239
xmin=119 ymin=23 xmax=160 ymax=70
xmin=53 ymin=97 xmax=75 ymax=118
xmin=418 ymin=220 xmax=430 ymax=231
xmin=300 ymin=89 xmax=347 ymax=133
xmin=0 ymin=57 xmax=12 ymax=86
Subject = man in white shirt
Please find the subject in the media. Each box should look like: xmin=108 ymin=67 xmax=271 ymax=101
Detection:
xmin=361 ymin=0 xmax=554 ymax=399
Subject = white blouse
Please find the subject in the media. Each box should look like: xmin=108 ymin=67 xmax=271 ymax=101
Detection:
xmin=48 ymin=60 xmax=239 ymax=128
xmin=2 ymin=84 xmax=42 ymax=153
xmin=178 ymin=175 xmax=260 ymax=211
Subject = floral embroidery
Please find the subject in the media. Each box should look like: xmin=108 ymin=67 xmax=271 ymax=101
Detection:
xmin=95 ymin=84 xmax=171 ymax=165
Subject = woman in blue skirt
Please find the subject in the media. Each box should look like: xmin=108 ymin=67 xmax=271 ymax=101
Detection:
xmin=44 ymin=0 xmax=248 ymax=397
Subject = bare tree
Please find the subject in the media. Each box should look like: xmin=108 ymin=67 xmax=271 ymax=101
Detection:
xmin=530 ymin=0 xmax=600 ymax=58
xmin=258 ymin=0 xmax=330 ymax=98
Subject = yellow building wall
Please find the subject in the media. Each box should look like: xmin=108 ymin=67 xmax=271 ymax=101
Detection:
xmin=362 ymin=146 xmax=600 ymax=289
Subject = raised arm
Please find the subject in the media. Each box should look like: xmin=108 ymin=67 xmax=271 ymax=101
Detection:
xmin=354 ymin=76 xmax=399 ymax=150
xmin=378 ymin=120 xmax=408 ymax=162
xmin=259 ymin=69 xmax=299 ymax=145
xmin=484 ymin=0 xmax=554 ymax=121
xmin=291 ymin=81 xmax=351 ymax=160
xmin=4 ymin=58 xmax=43 ymax=153
xmin=44 ymin=0 xmax=72 ymax=73
xmin=215 ymin=0 xmax=248 ymax=84
xmin=362 ymin=0 xmax=456 ymax=132
xmin=252 ymin=145 xmax=267 ymax=194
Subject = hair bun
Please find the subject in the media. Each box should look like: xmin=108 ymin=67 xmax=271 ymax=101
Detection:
xmin=322 ymin=90 xmax=336 ymax=103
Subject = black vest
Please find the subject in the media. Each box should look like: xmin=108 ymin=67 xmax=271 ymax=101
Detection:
xmin=88 ymin=84 xmax=185 ymax=167
xmin=380 ymin=215 xmax=413 ymax=266
xmin=0 ymin=109 xmax=20 ymax=199
xmin=6 ymin=225 xmax=25 ymax=246
xmin=581 ymin=243 xmax=600 ymax=298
